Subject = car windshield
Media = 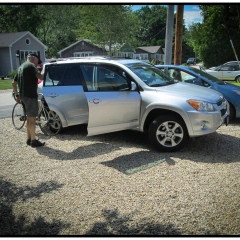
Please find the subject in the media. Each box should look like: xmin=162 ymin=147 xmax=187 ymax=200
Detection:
xmin=189 ymin=67 xmax=226 ymax=85
xmin=125 ymin=62 xmax=176 ymax=87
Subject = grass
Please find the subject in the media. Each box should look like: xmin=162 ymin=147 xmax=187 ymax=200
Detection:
xmin=0 ymin=79 xmax=13 ymax=90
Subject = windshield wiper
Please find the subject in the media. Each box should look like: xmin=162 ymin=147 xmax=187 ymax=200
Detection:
xmin=150 ymin=84 xmax=166 ymax=87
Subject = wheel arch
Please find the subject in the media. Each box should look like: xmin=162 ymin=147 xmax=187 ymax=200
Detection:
xmin=45 ymin=103 xmax=68 ymax=128
xmin=143 ymin=108 xmax=190 ymax=136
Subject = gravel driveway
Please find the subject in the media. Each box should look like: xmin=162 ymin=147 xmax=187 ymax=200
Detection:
xmin=1 ymin=117 xmax=240 ymax=235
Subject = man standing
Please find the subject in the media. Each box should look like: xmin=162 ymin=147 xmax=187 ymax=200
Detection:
xmin=12 ymin=53 xmax=45 ymax=147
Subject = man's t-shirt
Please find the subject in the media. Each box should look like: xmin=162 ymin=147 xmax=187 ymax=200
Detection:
xmin=14 ymin=61 xmax=40 ymax=98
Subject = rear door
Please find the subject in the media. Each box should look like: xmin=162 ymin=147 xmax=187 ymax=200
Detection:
xmin=42 ymin=63 xmax=89 ymax=127
xmin=81 ymin=63 xmax=141 ymax=136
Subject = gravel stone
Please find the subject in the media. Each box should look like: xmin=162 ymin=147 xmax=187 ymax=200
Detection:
xmin=0 ymin=117 xmax=240 ymax=235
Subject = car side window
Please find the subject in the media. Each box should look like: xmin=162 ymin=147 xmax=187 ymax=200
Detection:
xmin=44 ymin=64 xmax=67 ymax=86
xmin=45 ymin=64 xmax=83 ymax=86
xmin=220 ymin=66 xmax=230 ymax=71
xmin=58 ymin=64 xmax=83 ymax=86
xmin=82 ymin=65 xmax=130 ymax=92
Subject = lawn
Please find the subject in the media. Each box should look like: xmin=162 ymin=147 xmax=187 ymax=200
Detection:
xmin=0 ymin=79 xmax=13 ymax=90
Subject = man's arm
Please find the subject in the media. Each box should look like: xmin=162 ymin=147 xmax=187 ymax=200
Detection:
xmin=12 ymin=80 xmax=21 ymax=103
xmin=36 ymin=71 xmax=44 ymax=80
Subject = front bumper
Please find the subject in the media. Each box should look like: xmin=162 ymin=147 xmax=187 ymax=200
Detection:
xmin=187 ymin=110 xmax=229 ymax=137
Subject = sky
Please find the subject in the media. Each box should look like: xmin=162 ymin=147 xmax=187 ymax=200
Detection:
xmin=131 ymin=5 xmax=203 ymax=28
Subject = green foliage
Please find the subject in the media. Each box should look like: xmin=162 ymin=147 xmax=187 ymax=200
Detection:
xmin=76 ymin=5 xmax=138 ymax=55
xmin=189 ymin=5 xmax=240 ymax=68
xmin=0 ymin=76 xmax=5 ymax=80
xmin=0 ymin=5 xmax=43 ymax=35
xmin=134 ymin=5 xmax=168 ymax=46
xmin=8 ymin=70 xmax=17 ymax=78
xmin=36 ymin=5 xmax=81 ymax=58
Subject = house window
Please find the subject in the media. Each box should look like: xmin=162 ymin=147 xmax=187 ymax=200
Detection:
xmin=74 ymin=52 xmax=93 ymax=57
xmin=25 ymin=38 xmax=31 ymax=45
xmin=19 ymin=50 xmax=38 ymax=64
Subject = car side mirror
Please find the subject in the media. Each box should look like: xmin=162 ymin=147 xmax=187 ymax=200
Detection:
xmin=193 ymin=79 xmax=201 ymax=85
xmin=131 ymin=81 xmax=137 ymax=91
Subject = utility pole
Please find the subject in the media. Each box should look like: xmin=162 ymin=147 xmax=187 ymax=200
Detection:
xmin=164 ymin=5 xmax=174 ymax=65
xmin=174 ymin=5 xmax=184 ymax=65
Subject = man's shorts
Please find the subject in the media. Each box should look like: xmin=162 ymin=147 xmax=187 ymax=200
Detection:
xmin=21 ymin=97 xmax=38 ymax=117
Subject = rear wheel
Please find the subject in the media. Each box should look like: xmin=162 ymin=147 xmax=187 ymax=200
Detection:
xmin=12 ymin=103 xmax=26 ymax=130
xmin=148 ymin=115 xmax=189 ymax=152
xmin=38 ymin=108 xmax=62 ymax=136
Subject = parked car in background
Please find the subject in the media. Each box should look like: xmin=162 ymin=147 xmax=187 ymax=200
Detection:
xmin=155 ymin=64 xmax=240 ymax=121
xmin=40 ymin=57 xmax=228 ymax=152
xmin=187 ymin=57 xmax=196 ymax=65
xmin=206 ymin=61 xmax=240 ymax=82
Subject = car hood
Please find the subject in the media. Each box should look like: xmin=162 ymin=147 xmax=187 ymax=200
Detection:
xmin=154 ymin=82 xmax=222 ymax=103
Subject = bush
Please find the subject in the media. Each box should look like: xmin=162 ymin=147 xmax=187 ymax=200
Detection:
xmin=8 ymin=69 xmax=17 ymax=79
xmin=0 ymin=76 xmax=5 ymax=80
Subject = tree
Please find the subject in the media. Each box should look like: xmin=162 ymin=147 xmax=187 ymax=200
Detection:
xmin=76 ymin=5 xmax=138 ymax=56
xmin=36 ymin=5 xmax=81 ymax=58
xmin=0 ymin=5 xmax=43 ymax=35
xmin=189 ymin=5 xmax=240 ymax=68
xmin=134 ymin=5 xmax=168 ymax=46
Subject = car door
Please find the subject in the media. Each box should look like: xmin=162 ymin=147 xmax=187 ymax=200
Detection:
xmin=218 ymin=65 xmax=232 ymax=80
xmin=42 ymin=63 xmax=89 ymax=127
xmin=81 ymin=64 xmax=141 ymax=136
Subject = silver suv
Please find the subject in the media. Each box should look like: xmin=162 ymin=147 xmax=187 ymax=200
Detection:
xmin=42 ymin=58 xmax=229 ymax=152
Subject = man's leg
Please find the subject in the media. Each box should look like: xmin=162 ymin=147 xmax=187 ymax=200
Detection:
xmin=27 ymin=116 xmax=36 ymax=141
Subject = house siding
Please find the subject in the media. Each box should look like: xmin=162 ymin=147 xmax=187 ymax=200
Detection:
xmin=0 ymin=48 xmax=10 ymax=76
xmin=0 ymin=32 xmax=46 ymax=76
xmin=60 ymin=41 xmax=106 ymax=58
xmin=12 ymin=33 xmax=45 ymax=70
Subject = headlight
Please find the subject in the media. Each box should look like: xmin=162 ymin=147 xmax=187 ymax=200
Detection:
xmin=233 ymin=90 xmax=240 ymax=96
xmin=187 ymin=100 xmax=216 ymax=112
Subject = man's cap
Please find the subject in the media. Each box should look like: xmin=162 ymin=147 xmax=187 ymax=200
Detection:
xmin=28 ymin=53 xmax=42 ymax=64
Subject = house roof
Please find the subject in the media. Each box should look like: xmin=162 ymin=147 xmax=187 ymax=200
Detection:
xmin=0 ymin=31 xmax=47 ymax=49
xmin=58 ymin=39 xmax=105 ymax=54
xmin=137 ymin=46 xmax=163 ymax=54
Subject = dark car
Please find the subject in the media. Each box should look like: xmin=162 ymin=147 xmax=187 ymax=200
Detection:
xmin=187 ymin=58 xmax=196 ymax=65
xmin=155 ymin=64 xmax=240 ymax=122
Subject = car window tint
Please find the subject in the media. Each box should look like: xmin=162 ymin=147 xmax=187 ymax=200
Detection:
xmin=220 ymin=66 xmax=230 ymax=71
xmin=58 ymin=64 xmax=83 ymax=86
xmin=82 ymin=65 xmax=130 ymax=92
xmin=44 ymin=64 xmax=68 ymax=86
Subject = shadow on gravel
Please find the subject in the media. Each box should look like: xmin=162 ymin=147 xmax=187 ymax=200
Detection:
xmin=0 ymin=179 xmax=69 ymax=235
xmin=37 ymin=121 xmax=240 ymax=165
xmin=36 ymin=142 xmax=121 ymax=160
xmin=85 ymin=208 xmax=182 ymax=235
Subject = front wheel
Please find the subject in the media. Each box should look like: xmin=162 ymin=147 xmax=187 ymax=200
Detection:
xmin=37 ymin=108 xmax=62 ymax=136
xmin=12 ymin=103 xmax=26 ymax=130
xmin=148 ymin=115 xmax=189 ymax=152
xmin=235 ymin=76 xmax=240 ymax=82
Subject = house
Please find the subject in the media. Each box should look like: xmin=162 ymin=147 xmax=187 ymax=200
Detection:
xmin=107 ymin=42 xmax=135 ymax=59
xmin=58 ymin=39 xmax=107 ymax=58
xmin=134 ymin=46 xmax=165 ymax=63
xmin=0 ymin=31 xmax=47 ymax=77
xmin=58 ymin=39 xmax=165 ymax=63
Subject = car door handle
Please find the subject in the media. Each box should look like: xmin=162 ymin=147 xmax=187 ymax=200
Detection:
xmin=89 ymin=98 xmax=102 ymax=104
xmin=46 ymin=93 xmax=58 ymax=98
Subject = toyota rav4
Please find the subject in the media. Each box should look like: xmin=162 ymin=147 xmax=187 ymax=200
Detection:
xmin=42 ymin=57 xmax=229 ymax=152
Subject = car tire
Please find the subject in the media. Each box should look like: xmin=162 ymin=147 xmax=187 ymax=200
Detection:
xmin=235 ymin=76 xmax=240 ymax=82
xmin=229 ymin=103 xmax=235 ymax=122
xmin=148 ymin=115 xmax=189 ymax=152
